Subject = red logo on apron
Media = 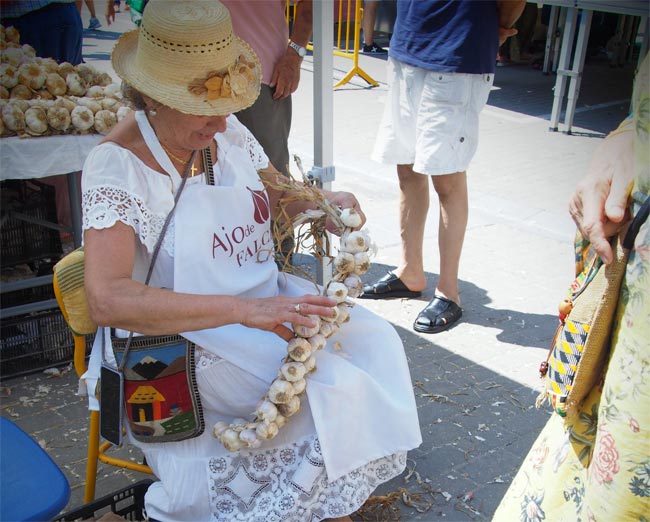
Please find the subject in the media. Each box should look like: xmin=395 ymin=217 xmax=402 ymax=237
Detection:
xmin=247 ymin=187 xmax=270 ymax=224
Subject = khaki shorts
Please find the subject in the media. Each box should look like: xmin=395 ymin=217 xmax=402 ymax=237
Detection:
xmin=372 ymin=57 xmax=494 ymax=176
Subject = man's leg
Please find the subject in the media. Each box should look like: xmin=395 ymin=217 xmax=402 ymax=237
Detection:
xmin=394 ymin=164 xmax=429 ymax=292
xmin=431 ymin=171 xmax=468 ymax=305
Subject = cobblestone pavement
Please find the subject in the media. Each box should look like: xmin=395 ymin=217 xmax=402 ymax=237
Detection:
xmin=0 ymin=4 xmax=637 ymax=520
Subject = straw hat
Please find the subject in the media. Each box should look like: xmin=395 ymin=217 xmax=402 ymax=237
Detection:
xmin=112 ymin=0 xmax=261 ymax=116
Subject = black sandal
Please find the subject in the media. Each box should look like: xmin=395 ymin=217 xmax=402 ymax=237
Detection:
xmin=359 ymin=272 xmax=422 ymax=300
xmin=413 ymin=295 xmax=462 ymax=333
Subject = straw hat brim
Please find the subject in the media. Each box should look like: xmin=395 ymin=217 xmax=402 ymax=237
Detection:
xmin=112 ymin=29 xmax=261 ymax=116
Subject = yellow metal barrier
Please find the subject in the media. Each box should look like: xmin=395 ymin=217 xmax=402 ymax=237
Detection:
xmin=287 ymin=0 xmax=378 ymax=88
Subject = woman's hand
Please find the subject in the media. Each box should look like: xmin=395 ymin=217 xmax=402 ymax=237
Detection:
xmin=569 ymin=128 xmax=634 ymax=264
xmin=324 ymin=190 xmax=366 ymax=234
xmin=240 ymin=294 xmax=337 ymax=341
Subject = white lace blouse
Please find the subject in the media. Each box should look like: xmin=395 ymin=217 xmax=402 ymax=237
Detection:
xmin=81 ymin=114 xmax=269 ymax=288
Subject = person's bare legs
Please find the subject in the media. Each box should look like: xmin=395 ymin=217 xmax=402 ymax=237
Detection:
xmin=84 ymin=0 xmax=97 ymax=18
xmin=431 ymin=171 xmax=468 ymax=305
xmin=362 ymin=1 xmax=378 ymax=47
xmin=392 ymin=164 xmax=429 ymax=292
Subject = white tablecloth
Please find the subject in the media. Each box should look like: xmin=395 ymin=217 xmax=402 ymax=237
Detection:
xmin=0 ymin=134 xmax=102 ymax=180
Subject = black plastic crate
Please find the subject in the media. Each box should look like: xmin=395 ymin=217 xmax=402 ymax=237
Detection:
xmin=0 ymin=309 xmax=92 ymax=379
xmin=53 ymin=480 xmax=154 ymax=522
xmin=1 ymin=179 xmax=63 ymax=268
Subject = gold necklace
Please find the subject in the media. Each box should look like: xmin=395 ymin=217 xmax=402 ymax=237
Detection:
xmin=160 ymin=143 xmax=199 ymax=177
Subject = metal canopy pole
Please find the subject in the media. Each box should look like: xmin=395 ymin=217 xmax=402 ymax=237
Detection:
xmin=549 ymin=6 xmax=578 ymax=131
xmin=563 ymin=9 xmax=593 ymax=134
xmin=311 ymin=0 xmax=335 ymax=285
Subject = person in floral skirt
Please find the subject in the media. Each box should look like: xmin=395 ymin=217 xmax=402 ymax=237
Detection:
xmin=493 ymin=53 xmax=649 ymax=521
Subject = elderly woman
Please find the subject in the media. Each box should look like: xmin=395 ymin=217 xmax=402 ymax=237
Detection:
xmin=80 ymin=1 xmax=421 ymax=521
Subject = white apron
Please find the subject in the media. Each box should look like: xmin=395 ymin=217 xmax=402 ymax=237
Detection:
xmin=173 ymin=132 xmax=421 ymax=482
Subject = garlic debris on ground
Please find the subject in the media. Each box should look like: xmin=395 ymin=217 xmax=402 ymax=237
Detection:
xmin=212 ymin=194 xmax=375 ymax=451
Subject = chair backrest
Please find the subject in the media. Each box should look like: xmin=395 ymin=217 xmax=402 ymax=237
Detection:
xmin=52 ymin=248 xmax=94 ymax=377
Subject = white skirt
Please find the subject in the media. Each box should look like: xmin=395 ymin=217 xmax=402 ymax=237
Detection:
xmin=133 ymin=276 xmax=421 ymax=521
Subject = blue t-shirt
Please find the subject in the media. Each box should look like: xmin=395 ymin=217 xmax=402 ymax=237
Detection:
xmin=389 ymin=0 xmax=499 ymax=74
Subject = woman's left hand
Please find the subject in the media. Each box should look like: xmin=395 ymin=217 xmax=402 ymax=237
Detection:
xmin=326 ymin=191 xmax=366 ymax=233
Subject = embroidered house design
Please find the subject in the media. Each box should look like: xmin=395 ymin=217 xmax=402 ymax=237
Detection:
xmin=121 ymin=344 xmax=197 ymax=438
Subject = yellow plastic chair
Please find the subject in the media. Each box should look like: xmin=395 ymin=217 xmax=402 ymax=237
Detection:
xmin=52 ymin=248 xmax=153 ymax=503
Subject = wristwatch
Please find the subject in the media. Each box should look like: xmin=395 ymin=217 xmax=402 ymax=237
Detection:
xmin=288 ymin=40 xmax=307 ymax=58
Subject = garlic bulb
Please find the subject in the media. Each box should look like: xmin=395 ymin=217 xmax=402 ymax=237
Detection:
xmin=335 ymin=303 xmax=350 ymax=324
xmin=277 ymin=395 xmax=301 ymax=417
xmin=65 ymin=72 xmax=86 ymax=96
xmin=57 ymin=62 xmax=75 ymax=79
xmin=0 ymin=63 xmax=18 ymax=89
xmin=5 ymin=27 xmax=20 ymax=45
xmin=212 ymin=421 xmax=229 ymax=438
xmin=256 ymin=421 xmax=279 ymax=440
xmin=17 ymin=63 xmax=46 ymax=90
xmin=75 ymin=64 xmax=96 ymax=85
xmin=303 ymin=355 xmax=317 ymax=373
xmin=96 ymin=72 xmax=114 ymax=87
xmin=307 ymin=333 xmax=326 ymax=351
xmin=1 ymin=103 xmax=25 ymax=131
xmin=36 ymin=57 xmax=59 ymax=74
xmin=10 ymin=84 xmax=31 ymax=100
xmin=333 ymin=252 xmax=355 ymax=274
xmin=24 ymin=106 xmax=47 ymax=135
xmin=221 ymin=429 xmax=244 ymax=451
xmin=268 ymin=379 xmax=294 ymax=404
xmin=239 ymin=429 xmax=262 ymax=448
xmin=9 ymin=98 xmax=28 ymax=111
xmin=100 ymin=97 xmax=120 ymax=111
xmin=116 ymin=105 xmax=131 ymax=122
xmin=45 ymin=73 xmax=66 ymax=96
xmin=291 ymin=378 xmax=307 ymax=395
xmin=77 ymin=96 xmax=102 ymax=114
xmin=53 ymin=96 xmax=76 ymax=112
xmin=280 ymin=362 xmax=307 ymax=382
xmin=343 ymin=274 xmax=363 ymax=298
xmin=326 ymin=282 xmax=348 ymax=303
xmin=319 ymin=321 xmax=335 ymax=339
xmin=103 ymin=83 xmax=121 ymax=97
xmin=1 ymin=46 xmax=22 ymax=67
xmin=287 ymin=337 xmax=312 ymax=362
xmin=254 ymin=400 xmax=278 ymax=422
xmin=292 ymin=314 xmax=321 ymax=339
xmin=353 ymin=252 xmax=370 ymax=275
xmin=47 ymin=106 xmax=71 ymax=132
xmin=340 ymin=207 xmax=363 ymax=228
xmin=71 ymin=105 xmax=93 ymax=131
xmin=342 ymin=230 xmax=367 ymax=254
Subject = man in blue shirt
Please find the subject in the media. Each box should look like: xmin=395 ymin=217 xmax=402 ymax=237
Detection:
xmin=361 ymin=0 xmax=525 ymax=334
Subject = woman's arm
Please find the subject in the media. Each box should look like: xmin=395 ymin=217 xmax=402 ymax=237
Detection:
xmin=83 ymin=222 xmax=335 ymax=341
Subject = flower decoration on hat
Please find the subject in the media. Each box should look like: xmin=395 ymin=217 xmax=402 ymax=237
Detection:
xmin=188 ymin=55 xmax=257 ymax=101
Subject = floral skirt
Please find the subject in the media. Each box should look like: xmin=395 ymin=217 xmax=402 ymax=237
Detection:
xmin=494 ymin=244 xmax=650 ymax=522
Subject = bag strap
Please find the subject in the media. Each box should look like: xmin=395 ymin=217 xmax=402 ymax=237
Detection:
xmin=114 ymin=150 xmax=199 ymax=371
xmin=623 ymin=195 xmax=650 ymax=249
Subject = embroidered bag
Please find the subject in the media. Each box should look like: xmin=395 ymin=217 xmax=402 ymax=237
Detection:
xmin=538 ymin=196 xmax=650 ymax=417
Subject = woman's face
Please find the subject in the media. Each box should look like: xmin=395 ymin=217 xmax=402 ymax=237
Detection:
xmin=144 ymin=96 xmax=229 ymax=151
xmin=164 ymin=111 xmax=229 ymax=150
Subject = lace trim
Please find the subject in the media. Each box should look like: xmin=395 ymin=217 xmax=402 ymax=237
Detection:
xmin=196 ymin=347 xmax=224 ymax=369
xmin=243 ymin=128 xmax=268 ymax=170
xmin=207 ymin=437 xmax=406 ymax=521
xmin=82 ymin=185 xmax=173 ymax=256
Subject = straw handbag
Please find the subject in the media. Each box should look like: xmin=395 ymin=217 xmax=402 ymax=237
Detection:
xmin=538 ymin=196 xmax=649 ymax=418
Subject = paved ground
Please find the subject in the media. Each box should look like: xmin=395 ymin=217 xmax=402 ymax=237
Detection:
xmin=0 ymin=3 xmax=639 ymax=520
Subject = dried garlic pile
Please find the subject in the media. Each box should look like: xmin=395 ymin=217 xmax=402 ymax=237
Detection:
xmin=213 ymin=208 xmax=372 ymax=451
xmin=0 ymin=24 xmax=131 ymax=138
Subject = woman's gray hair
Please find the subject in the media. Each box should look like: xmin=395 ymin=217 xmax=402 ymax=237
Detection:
xmin=121 ymin=82 xmax=147 ymax=111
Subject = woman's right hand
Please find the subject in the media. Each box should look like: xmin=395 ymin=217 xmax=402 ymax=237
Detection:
xmin=240 ymin=294 xmax=337 ymax=342
xmin=569 ymin=128 xmax=634 ymax=264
